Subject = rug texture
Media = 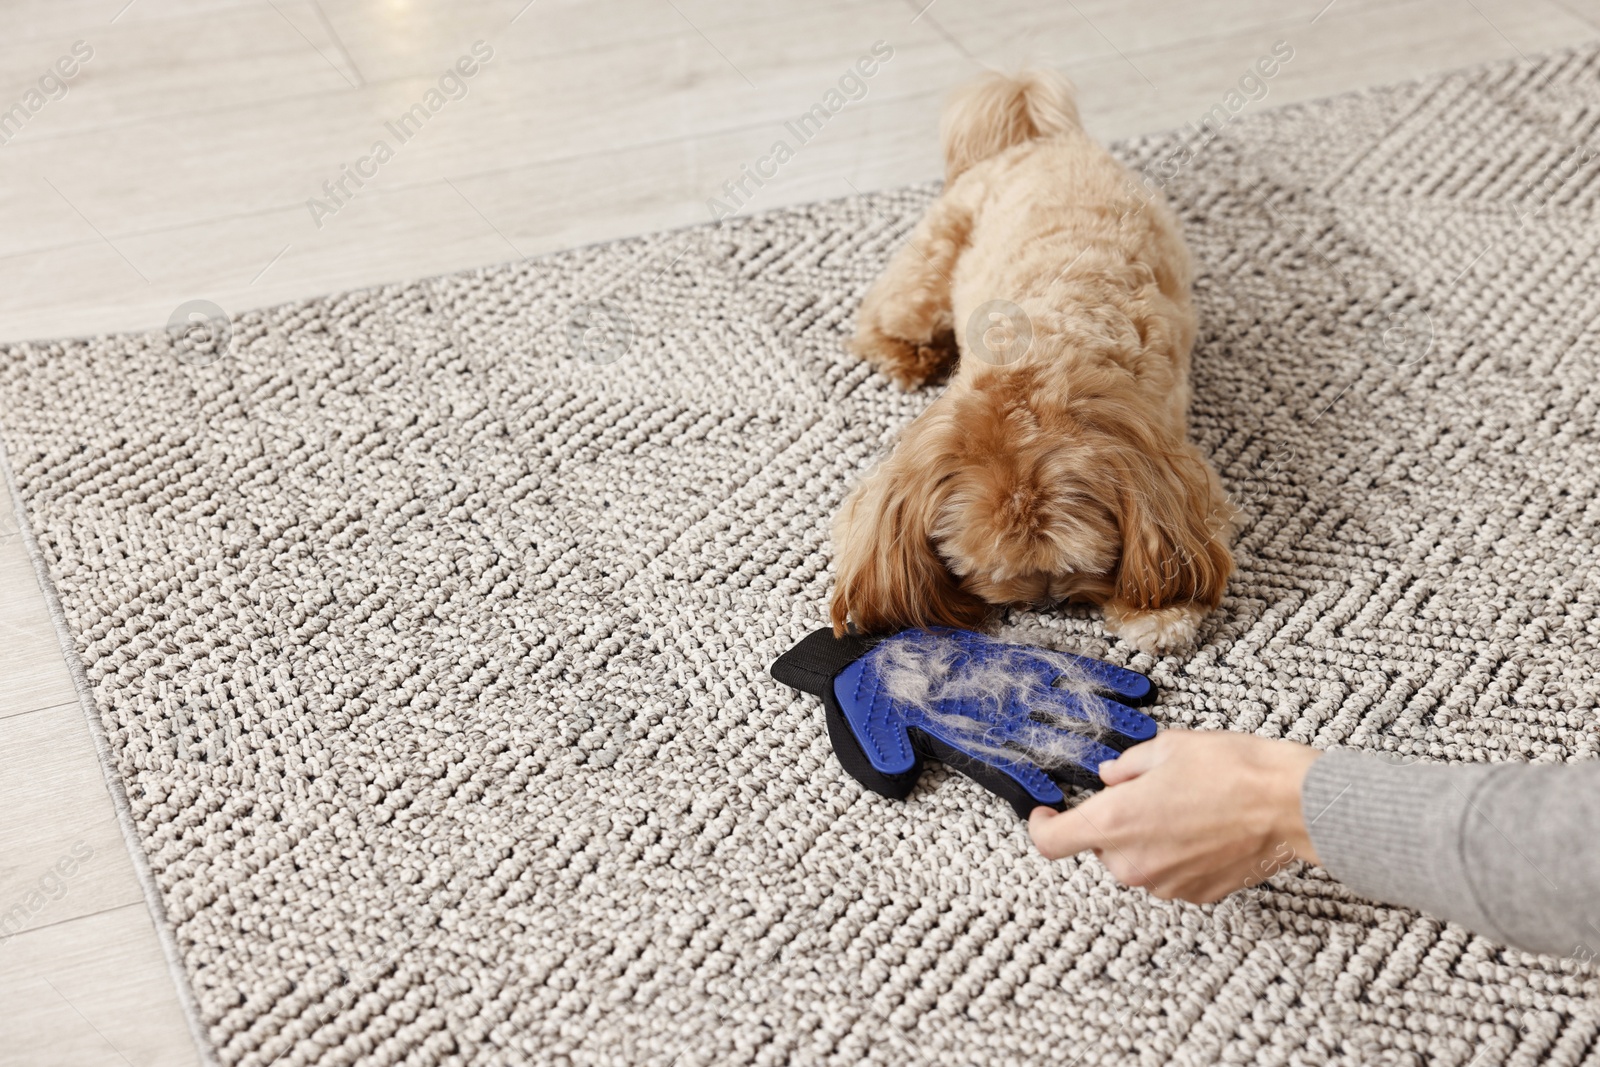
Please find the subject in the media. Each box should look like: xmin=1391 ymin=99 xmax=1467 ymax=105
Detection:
xmin=4 ymin=45 xmax=1600 ymax=1067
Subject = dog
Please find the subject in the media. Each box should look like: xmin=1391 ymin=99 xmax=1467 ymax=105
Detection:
xmin=829 ymin=70 xmax=1233 ymax=655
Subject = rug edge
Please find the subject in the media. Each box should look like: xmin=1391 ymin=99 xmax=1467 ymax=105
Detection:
xmin=0 ymin=438 xmax=221 ymax=1067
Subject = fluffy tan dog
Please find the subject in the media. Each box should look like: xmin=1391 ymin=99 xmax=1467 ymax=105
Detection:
xmin=830 ymin=70 xmax=1233 ymax=655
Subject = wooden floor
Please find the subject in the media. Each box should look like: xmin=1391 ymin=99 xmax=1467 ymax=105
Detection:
xmin=2 ymin=1 xmax=1597 ymax=1062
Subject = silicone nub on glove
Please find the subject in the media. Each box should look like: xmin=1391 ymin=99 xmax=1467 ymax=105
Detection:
xmin=771 ymin=627 xmax=1158 ymax=819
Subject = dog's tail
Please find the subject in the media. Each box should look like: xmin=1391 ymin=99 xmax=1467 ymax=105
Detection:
xmin=939 ymin=69 xmax=1080 ymax=183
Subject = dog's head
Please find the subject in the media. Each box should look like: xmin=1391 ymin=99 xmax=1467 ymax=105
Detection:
xmin=829 ymin=370 xmax=1231 ymax=635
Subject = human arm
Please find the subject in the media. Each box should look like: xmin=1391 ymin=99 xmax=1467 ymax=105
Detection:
xmin=1027 ymin=730 xmax=1600 ymax=958
xmin=1302 ymin=749 xmax=1600 ymax=957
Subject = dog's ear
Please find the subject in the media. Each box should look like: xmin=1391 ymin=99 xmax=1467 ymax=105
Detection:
xmin=829 ymin=457 xmax=991 ymax=636
xmin=1111 ymin=443 xmax=1233 ymax=613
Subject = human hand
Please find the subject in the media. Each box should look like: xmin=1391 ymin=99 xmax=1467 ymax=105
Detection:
xmin=1027 ymin=730 xmax=1323 ymax=902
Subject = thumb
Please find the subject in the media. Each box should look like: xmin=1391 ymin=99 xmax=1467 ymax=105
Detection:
xmin=1097 ymin=731 xmax=1181 ymax=786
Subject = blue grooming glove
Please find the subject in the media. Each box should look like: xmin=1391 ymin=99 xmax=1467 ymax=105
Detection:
xmin=771 ymin=627 xmax=1158 ymax=818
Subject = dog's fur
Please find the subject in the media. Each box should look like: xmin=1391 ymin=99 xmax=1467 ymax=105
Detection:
xmin=829 ymin=70 xmax=1233 ymax=654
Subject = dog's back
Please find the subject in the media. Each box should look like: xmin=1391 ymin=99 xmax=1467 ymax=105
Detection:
xmin=831 ymin=69 xmax=1230 ymax=653
xmin=941 ymin=71 xmax=1195 ymax=391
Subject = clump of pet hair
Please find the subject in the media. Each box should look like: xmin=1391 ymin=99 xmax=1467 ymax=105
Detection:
xmin=873 ymin=633 xmax=1114 ymax=768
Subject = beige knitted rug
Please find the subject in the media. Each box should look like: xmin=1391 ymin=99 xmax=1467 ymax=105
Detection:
xmin=4 ymin=46 xmax=1600 ymax=1067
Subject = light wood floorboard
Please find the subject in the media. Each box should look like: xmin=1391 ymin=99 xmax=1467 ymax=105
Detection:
xmin=0 ymin=904 xmax=202 ymax=1067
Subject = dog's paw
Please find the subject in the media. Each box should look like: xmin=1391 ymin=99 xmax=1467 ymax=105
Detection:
xmin=1106 ymin=604 xmax=1205 ymax=656
xmin=849 ymin=326 xmax=956 ymax=389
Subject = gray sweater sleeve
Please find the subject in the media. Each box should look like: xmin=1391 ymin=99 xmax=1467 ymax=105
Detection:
xmin=1301 ymin=750 xmax=1600 ymax=958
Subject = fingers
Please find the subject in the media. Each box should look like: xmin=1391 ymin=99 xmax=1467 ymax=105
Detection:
xmin=1096 ymin=730 xmax=1182 ymax=786
xmin=1095 ymin=755 xmax=1133 ymax=786
xmin=1031 ymin=797 xmax=1165 ymax=893
xmin=1028 ymin=804 xmax=1112 ymax=860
